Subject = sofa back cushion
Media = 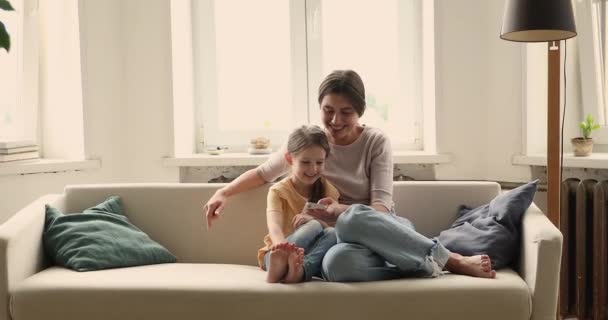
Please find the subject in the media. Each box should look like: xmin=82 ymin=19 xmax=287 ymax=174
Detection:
xmin=392 ymin=181 xmax=500 ymax=236
xmin=64 ymin=184 xmax=269 ymax=266
xmin=62 ymin=181 xmax=500 ymax=266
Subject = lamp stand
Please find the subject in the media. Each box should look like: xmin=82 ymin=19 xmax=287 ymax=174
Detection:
xmin=547 ymin=41 xmax=561 ymax=228
xmin=547 ymin=41 xmax=562 ymax=320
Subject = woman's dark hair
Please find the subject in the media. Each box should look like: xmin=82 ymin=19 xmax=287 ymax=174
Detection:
xmin=318 ymin=70 xmax=366 ymax=117
xmin=287 ymin=125 xmax=330 ymax=203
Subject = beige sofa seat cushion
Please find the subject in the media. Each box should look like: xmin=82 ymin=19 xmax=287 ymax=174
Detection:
xmin=11 ymin=264 xmax=531 ymax=320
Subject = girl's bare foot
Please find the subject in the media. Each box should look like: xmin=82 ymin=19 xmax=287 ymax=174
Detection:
xmin=283 ymin=247 xmax=305 ymax=283
xmin=266 ymin=243 xmax=292 ymax=283
xmin=444 ymin=253 xmax=497 ymax=278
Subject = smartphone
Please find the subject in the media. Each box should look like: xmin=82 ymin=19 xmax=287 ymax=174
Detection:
xmin=304 ymin=202 xmax=327 ymax=210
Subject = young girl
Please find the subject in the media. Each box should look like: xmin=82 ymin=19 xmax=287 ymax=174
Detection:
xmin=257 ymin=125 xmax=339 ymax=283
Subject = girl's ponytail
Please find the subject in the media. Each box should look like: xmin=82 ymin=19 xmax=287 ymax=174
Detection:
xmin=309 ymin=178 xmax=325 ymax=203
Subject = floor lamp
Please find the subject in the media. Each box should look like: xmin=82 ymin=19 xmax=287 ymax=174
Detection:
xmin=499 ymin=1 xmax=576 ymax=319
xmin=500 ymin=1 xmax=576 ymax=228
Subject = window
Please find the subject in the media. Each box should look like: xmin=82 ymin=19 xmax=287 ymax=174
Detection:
xmin=576 ymin=0 xmax=608 ymax=143
xmin=0 ymin=0 xmax=37 ymax=144
xmin=192 ymin=0 xmax=305 ymax=151
xmin=599 ymin=0 xmax=608 ymax=118
xmin=0 ymin=0 xmax=23 ymax=140
xmin=183 ymin=0 xmax=433 ymax=152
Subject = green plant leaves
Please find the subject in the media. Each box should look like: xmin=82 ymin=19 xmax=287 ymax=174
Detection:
xmin=0 ymin=0 xmax=15 ymax=11
xmin=0 ymin=21 xmax=9 ymax=52
xmin=0 ymin=0 xmax=12 ymax=52
xmin=579 ymin=114 xmax=601 ymax=139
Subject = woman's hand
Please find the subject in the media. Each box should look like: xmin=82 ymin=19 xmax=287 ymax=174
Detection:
xmin=320 ymin=197 xmax=348 ymax=216
xmin=292 ymin=213 xmax=314 ymax=229
xmin=204 ymin=189 xmax=228 ymax=230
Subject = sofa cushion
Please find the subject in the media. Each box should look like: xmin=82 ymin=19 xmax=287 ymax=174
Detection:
xmin=11 ymin=264 xmax=531 ymax=320
xmin=438 ymin=180 xmax=538 ymax=269
xmin=43 ymin=196 xmax=176 ymax=271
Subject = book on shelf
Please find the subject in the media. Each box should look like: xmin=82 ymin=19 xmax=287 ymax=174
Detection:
xmin=0 ymin=139 xmax=36 ymax=149
xmin=0 ymin=151 xmax=39 ymax=162
xmin=0 ymin=145 xmax=39 ymax=154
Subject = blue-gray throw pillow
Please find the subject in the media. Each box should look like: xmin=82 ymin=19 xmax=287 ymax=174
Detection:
xmin=438 ymin=180 xmax=538 ymax=269
xmin=43 ymin=196 xmax=177 ymax=271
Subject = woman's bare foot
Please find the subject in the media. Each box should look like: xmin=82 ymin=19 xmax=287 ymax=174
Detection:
xmin=266 ymin=243 xmax=293 ymax=283
xmin=283 ymin=247 xmax=305 ymax=283
xmin=444 ymin=253 xmax=497 ymax=278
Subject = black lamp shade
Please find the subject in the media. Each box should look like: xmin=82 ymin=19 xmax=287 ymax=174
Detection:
xmin=501 ymin=0 xmax=577 ymax=42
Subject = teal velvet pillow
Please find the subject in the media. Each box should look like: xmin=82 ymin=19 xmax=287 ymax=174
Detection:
xmin=44 ymin=196 xmax=176 ymax=271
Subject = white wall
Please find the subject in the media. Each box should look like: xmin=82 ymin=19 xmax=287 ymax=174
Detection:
xmin=433 ymin=0 xmax=586 ymax=182
xmin=434 ymin=0 xmax=531 ymax=182
xmin=0 ymin=0 xmax=178 ymax=223
xmin=434 ymin=0 xmax=490 ymax=180
xmin=0 ymin=0 xmax=591 ymax=224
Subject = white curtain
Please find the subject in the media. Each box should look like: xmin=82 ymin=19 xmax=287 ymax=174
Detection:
xmin=575 ymin=0 xmax=607 ymax=125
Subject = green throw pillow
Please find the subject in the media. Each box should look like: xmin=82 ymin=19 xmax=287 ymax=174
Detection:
xmin=43 ymin=196 xmax=176 ymax=271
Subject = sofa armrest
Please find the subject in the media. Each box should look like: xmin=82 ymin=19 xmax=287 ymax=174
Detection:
xmin=518 ymin=202 xmax=563 ymax=320
xmin=0 ymin=194 xmax=63 ymax=320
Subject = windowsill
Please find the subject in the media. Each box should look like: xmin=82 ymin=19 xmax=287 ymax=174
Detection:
xmin=513 ymin=153 xmax=608 ymax=169
xmin=0 ymin=159 xmax=102 ymax=176
xmin=162 ymin=151 xmax=452 ymax=167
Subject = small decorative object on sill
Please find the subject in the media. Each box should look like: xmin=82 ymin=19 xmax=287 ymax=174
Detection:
xmin=393 ymin=174 xmax=415 ymax=181
xmin=205 ymin=146 xmax=228 ymax=155
xmin=0 ymin=139 xmax=39 ymax=162
xmin=248 ymin=137 xmax=271 ymax=155
xmin=571 ymin=138 xmax=593 ymax=157
xmin=208 ymin=175 xmax=234 ymax=183
xmin=571 ymin=114 xmax=600 ymax=157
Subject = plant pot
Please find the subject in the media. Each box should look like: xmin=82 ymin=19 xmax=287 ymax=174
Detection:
xmin=571 ymin=137 xmax=594 ymax=157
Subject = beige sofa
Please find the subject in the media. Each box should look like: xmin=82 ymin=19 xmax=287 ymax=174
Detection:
xmin=0 ymin=181 xmax=561 ymax=320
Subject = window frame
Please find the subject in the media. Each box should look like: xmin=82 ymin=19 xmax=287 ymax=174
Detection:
xmin=304 ymin=0 xmax=428 ymax=151
xmin=575 ymin=0 xmax=608 ymax=144
xmin=191 ymin=0 xmax=308 ymax=152
xmin=172 ymin=0 xmax=435 ymax=154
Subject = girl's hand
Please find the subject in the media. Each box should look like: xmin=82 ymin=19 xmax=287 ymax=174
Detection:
xmin=292 ymin=214 xmax=313 ymax=229
xmin=305 ymin=198 xmax=343 ymax=222
xmin=204 ymin=190 xmax=228 ymax=230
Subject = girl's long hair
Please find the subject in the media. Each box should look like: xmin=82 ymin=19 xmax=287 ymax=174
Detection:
xmin=287 ymin=125 xmax=330 ymax=203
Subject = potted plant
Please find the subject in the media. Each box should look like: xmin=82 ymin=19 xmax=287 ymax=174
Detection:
xmin=571 ymin=114 xmax=601 ymax=157
xmin=0 ymin=0 xmax=14 ymax=52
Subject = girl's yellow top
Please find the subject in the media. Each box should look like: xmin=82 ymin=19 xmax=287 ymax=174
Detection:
xmin=257 ymin=176 xmax=339 ymax=268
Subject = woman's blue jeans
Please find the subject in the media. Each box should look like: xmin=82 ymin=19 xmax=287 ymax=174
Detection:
xmin=264 ymin=219 xmax=337 ymax=281
xmin=321 ymin=204 xmax=450 ymax=282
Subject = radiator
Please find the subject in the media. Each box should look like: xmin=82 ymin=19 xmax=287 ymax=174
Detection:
xmin=560 ymin=178 xmax=608 ymax=320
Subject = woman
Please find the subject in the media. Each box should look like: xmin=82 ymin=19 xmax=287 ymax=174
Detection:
xmin=204 ymin=70 xmax=496 ymax=281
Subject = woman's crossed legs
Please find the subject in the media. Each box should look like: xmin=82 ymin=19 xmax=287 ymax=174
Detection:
xmin=322 ymin=204 xmax=496 ymax=282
